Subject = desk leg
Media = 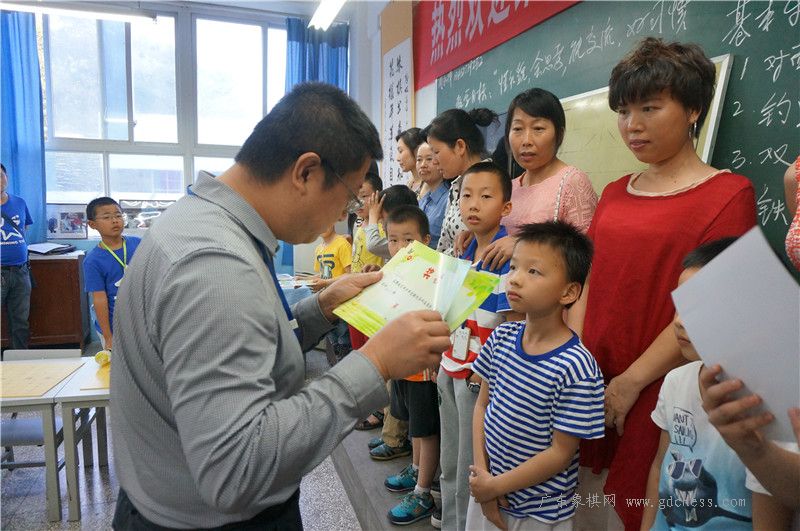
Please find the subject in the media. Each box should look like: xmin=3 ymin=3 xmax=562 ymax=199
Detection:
xmin=62 ymin=406 xmax=82 ymax=521
xmin=80 ymin=409 xmax=93 ymax=467
xmin=96 ymin=407 xmax=108 ymax=467
xmin=42 ymin=406 xmax=62 ymax=522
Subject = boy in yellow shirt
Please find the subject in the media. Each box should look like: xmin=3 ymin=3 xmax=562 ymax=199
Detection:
xmin=309 ymin=223 xmax=352 ymax=362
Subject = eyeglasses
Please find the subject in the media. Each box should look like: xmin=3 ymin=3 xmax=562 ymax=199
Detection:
xmin=321 ymin=159 xmax=364 ymax=215
xmin=95 ymin=213 xmax=128 ymax=222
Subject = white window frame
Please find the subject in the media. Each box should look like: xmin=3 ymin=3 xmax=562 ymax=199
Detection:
xmin=42 ymin=3 xmax=289 ymax=212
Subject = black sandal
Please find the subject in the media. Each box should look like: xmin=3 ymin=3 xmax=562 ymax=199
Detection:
xmin=354 ymin=410 xmax=385 ymax=431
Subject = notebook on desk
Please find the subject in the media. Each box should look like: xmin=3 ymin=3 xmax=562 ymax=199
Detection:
xmin=28 ymin=243 xmax=76 ymax=255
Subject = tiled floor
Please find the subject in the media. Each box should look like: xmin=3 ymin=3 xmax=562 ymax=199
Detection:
xmin=1 ymin=346 xmax=361 ymax=530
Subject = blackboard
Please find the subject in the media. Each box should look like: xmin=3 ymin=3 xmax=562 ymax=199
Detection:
xmin=436 ymin=1 xmax=799 ymax=267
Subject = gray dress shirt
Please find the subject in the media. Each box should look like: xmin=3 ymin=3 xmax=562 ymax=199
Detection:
xmin=111 ymin=171 xmax=388 ymax=528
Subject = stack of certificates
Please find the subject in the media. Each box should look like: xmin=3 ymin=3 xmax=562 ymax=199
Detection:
xmin=335 ymin=241 xmax=500 ymax=337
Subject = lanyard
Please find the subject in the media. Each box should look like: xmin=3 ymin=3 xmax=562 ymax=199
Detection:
xmin=258 ymin=241 xmax=302 ymax=342
xmin=186 ymin=184 xmax=301 ymax=342
xmin=100 ymin=238 xmax=127 ymax=271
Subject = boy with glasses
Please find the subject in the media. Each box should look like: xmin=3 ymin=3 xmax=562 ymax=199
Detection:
xmin=84 ymin=197 xmax=141 ymax=350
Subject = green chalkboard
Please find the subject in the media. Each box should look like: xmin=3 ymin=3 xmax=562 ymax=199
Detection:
xmin=436 ymin=1 xmax=799 ymax=267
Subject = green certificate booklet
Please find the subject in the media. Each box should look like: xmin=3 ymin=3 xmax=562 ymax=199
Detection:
xmin=334 ymin=241 xmax=500 ymax=337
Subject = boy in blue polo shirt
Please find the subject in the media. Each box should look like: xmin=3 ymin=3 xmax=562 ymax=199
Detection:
xmin=84 ymin=197 xmax=142 ymax=350
xmin=1 ymin=163 xmax=33 ymax=350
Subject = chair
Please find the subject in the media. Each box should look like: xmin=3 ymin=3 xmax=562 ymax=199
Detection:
xmin=1 ymin=349 xmax=96 ymax=471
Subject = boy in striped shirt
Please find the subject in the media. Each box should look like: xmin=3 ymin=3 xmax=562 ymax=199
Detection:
xmin=468 ymin=221 xmax=605 ymax=530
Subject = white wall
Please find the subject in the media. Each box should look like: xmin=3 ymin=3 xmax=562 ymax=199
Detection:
xmin=415 ymin=82 xmax=437 ymax=129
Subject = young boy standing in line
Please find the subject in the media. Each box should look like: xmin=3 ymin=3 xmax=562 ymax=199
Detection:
xmin=642 ymin=237 xmax=753 ymax=531
xmin=84 ymin=197 xmax=142 ymax=350
xmin=310 ymin=222 xmax=352 ymax=362
xmin=365 ymin=184 xmax=420 ymax=461
xmin=437 ymin=161 xmax=521 ymax=530
xmin=468 ymin=221 xmax=605 ymax=531
xmin=382 ymin=205 xmax=442 ymax=525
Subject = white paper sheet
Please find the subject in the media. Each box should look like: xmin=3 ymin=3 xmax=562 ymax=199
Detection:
xmin=672 ymin=227 xmax=800 ymax=442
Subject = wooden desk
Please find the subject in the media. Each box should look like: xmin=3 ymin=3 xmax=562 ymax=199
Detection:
xmin=53 ymin=358 xmax=110 ymax=522
xmin=0 ymin=358 xmax=85 ymax=522
xmin=1 ymin=251 xmax=90 ymax=348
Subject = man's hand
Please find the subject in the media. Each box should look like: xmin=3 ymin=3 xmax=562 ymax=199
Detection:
xmin=317 ymin=271 xmax=382 ymax=321
xmin=360 ymin=310 xmax=451 ymax=380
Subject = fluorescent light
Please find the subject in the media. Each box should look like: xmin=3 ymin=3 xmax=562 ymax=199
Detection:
xmin=308 ymin=0 xmax=346 ymax=31
xmin=0 ymin=1 xmax=157 ymax=23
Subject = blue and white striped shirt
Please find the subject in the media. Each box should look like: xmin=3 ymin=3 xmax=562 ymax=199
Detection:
xmin=472 ymin=321 xmax=605 ymax=523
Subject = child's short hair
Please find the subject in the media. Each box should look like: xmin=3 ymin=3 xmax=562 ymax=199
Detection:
xmin=515 ymin=221 xmax=593 ymax=307
xmin=682 ymin=237 xmax=737 ymax=269
xmin=386 ymin=205 xmax=430 ymax=237
xmin=461 ymin=160 xmax=512 ymax=202
xmin=379 ymin=185 xmax=418 ymax=216
xmin=365 ymin=161 xmax=383 ymax=193
xmin=86 ymin=197 xmax=120 ymax=220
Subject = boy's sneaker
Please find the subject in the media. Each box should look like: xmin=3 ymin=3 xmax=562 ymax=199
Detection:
xmin=370 ymin=439 xmax=412 ymax=461
xmin=387 ymin=491 xmax=435 ymax=526
xmin=430 ymin=507 xmax=442 ymax=529
xmin=430 ymin=478 xmax=441 ymax=501
xmin=384 ymin=464 xmax=418 ymax=492
xmin=367 ymin=436 xmax=383 ymax=450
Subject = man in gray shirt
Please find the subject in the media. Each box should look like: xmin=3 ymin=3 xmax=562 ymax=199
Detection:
xmin=111 ymin=83 xmax=452 ymax=529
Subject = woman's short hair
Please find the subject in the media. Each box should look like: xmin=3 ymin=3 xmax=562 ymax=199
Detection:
xmin=505 ymin=88 xmax=566 ymax=151
xmin=609 ymin=37 xmax=715 ymax=137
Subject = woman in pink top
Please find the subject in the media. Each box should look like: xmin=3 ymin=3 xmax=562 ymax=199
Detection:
xmin=785 ymin=155 xmax=800 ymax=271
xmin=474 ymin=88 xmax=598 ymax=269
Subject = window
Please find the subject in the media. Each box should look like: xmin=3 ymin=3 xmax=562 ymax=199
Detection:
xmin=45 ymin=151 xmax=104 ymax=204
xmin=41 ymin=6 xmax=289 ymax=229
xmin=46 ymin=15 xmax=126 ymax=140
xmin=196 ymin=19 xmax=263 ymax=146
xmin=131 ymin=17 xmax=177 ymax=143
xmin=194 ymin=157 xmax=235 ymax=178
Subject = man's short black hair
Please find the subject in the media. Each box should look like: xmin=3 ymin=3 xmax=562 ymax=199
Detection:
xmin=461 ymin=160 xmax=512 ymax=202
xmin=0 ymin=163 xmax=6 ymax=175
xmin=235 ymin=82 xmax=382 ymax=188
xmin=379 ymin=185 xmax=418 ymax=216
xmin=514 ymin=221 xmax=593 ymax=308
xmin=86 ymin=197 xmax=120 ymax=220
xmin=682 ymin=237 xmax=738 ymax=269
xmin=386 ymin=205 xmax=430 ymax=237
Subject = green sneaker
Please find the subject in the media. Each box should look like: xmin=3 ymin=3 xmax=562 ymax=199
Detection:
xmin=369 ymin=440 xmax=412 ymax=461
xmin=367 ymin=436 xmax=383 ymax=450
xmin=388 ymin=491 xmax=435 ymax=525
xmin=384 ymin=464 xmax=418 ymax=492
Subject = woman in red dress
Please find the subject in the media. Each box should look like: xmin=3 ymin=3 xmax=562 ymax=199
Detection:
xmin=571 ymin=38 xmax=757 ymax=530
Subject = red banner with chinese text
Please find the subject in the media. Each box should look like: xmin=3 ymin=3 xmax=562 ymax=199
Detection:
xmin=413 ymin=0 xmax=579 ymax=90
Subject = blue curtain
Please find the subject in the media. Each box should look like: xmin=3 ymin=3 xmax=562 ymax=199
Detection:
xmin=280 ymin=18 xmax=349 ymax=271
xmin=1 ymin=10 xmax=46 ymax=244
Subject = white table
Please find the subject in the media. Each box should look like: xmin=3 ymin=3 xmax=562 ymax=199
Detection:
xmin=0 ymin=358 xmax=80 ymax=522
xmin=53 ymin=358 xmax=110 ymax=522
